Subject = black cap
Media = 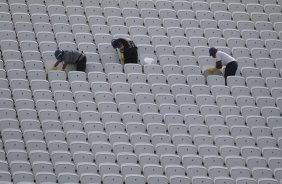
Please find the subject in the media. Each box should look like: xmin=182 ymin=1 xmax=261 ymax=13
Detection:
xmin=209 ymin=47 xmax=218 ymax=56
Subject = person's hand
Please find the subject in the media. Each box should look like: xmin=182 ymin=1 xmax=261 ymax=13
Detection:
xmin=207 ymin=67 xmax=217 ymax=73
xmin=51 ymin=66 xmax=57 ymax=70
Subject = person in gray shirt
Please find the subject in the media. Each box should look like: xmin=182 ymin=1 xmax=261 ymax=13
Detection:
xmin=51 ymin=49 xmax=87 ymax=72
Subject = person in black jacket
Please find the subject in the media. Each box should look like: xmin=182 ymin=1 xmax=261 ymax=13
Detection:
xmin=111 ymin=38 xmax=138 ymax=64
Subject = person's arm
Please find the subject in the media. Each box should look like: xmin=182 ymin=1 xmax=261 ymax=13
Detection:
xmin=51 ymin=60 xmax=61 ymax=70
xmin=216 ymin=61 xmax=223 ymax=69
xmin=207 ymin=61 xmax=222 ymax=73
xmin=54 ymin=60 xmax=61 ymax=67
xmin=61 ymin=62 xmax=67 ymax=71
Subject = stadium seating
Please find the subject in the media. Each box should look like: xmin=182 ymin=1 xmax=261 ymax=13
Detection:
xmin=0 ymin=0 xmax=281 ymax=183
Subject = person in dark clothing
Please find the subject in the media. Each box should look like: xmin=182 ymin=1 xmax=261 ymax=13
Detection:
xmin=51 ymin=49 xmax=87 ymax=72
xmin=111 ymin=38 xmax=138 ymax=64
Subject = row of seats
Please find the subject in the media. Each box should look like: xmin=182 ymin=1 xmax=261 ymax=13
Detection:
xmin=1 ymin=71 xmax=282 ymax=103
xmin=1 ymin=66 xmax=281 ymax=113
xmin=0 ymin=115 xmax=282 ymax=180
xmin=1 ymin=63 xmax=281 ymax=83
xmin=1 ymin=0 xmax=281 ymax=11
xmin=0 ymin=123 xmax=282 ymax=184
xmin=2 ymin=32 xmax=282 ymax=55
xmin=0 ymin=0 xmax=282 ymax=184
xmin=0 ymin=67 xmax=281 ymax=184
xmin=1 ymin=0 xmax=282 ymax=71
xmin=1 ymin=28 xmax=281 ymax=50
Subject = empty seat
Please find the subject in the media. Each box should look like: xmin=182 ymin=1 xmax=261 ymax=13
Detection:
xmin=252 ymin=167 xmax=273 ymax=181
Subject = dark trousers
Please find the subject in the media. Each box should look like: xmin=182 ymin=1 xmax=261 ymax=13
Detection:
xmin=76 ymin=55 xmax=86 ymax=72
xmin=224 ymin=61 xmax=238 ymax=84
xmin=124 ymin=47 xmax=138 ymax=64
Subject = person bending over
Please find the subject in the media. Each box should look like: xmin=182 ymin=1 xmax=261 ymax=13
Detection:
xmin=51 ymin=49 xmax=86 ymax=72
xmin=208 ymin=47 xmax=238 ymax=84
xmin=111 ymin=38 xmax=138 ymax=64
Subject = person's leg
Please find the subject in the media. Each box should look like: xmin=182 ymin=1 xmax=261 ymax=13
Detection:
xmin=76 ymin=56 xmax=86 ymax=72
xmin=224 ymin=61 xmax=238 ymax=85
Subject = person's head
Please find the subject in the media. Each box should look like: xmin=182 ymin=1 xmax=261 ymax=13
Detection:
xmin=54 ymin=49 xmax=64 ymax=60
xmin=209 ymin=47 xmax=218 ymax=58
xmin=111 ymin=39 xmax=124 ymax=51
